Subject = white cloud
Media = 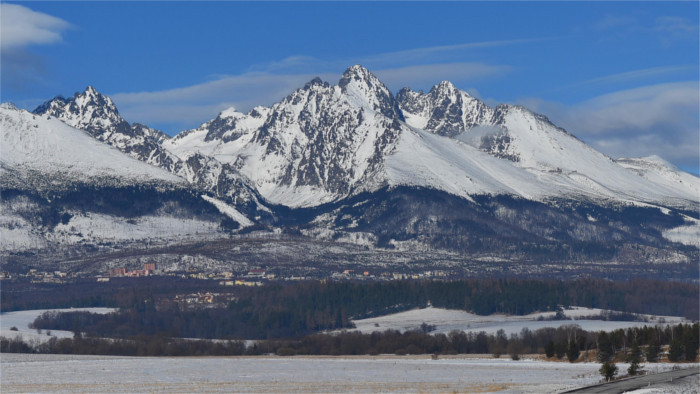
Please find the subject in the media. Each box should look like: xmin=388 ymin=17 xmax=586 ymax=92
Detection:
xmin=358 ymin=38 xmax=549 ymax=68
xmin=1 ymin=4 xmax=72 ymax=94
xmin=592 ymin=14 xmax=638 ymax=32
xmin=565 ymin=65 xmax=696 ymax=89
xmin=524 ymin=81 xmax=699 ymax=170
xmin=0 ymin=4 xmax=71 ymax=50
xmin=654 ymin=16 xmax=698 ymax=34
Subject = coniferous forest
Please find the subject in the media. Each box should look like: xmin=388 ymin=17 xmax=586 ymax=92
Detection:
xmin=1 ymin=277 xmax=698 ymax=361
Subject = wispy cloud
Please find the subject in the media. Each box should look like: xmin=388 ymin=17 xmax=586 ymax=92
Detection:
xmin=1 ymin=4 xmax=72 ymax=94
xmin=357 ymin=38 xmax=550 ymax=68
xmin=0 ymin=4 xmax=71 ymax=50
xmin=654 ymin=16 xmax=698 ymax=34
xmin=564 ymin=65 xmax=696 ymax=89
xmin=525 ymin=81 xmax=699 ymax=169
xmin=248 ymin=38 xmax=545 ymax=74
xmin=590 ymin=13 xmax=699 ymax=45
xmin=592 ymin=14 xmax=638 ymax=32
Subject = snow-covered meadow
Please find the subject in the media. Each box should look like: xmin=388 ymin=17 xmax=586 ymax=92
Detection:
xmin=1 ymin=353 xmax=696 ymax=393
xmin=0 ymin=308 xmax=117 ymax=342
xmin=350 ymin=306 xmax=687 ymax=336
xmin=1 ymin=307 xmax=697 ymax=393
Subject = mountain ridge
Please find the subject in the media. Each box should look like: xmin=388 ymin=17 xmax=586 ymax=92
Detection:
xmin=3 ymin=64 xmax=697 ymax=277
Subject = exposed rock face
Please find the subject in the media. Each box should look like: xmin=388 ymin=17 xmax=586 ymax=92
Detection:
xmin=397 ymin=81 xmax=493 ymax=137
xmin=166 ymin=65 xmax=407 ymax=207
xmin=33 ymin=86 xmax=268 ymax=221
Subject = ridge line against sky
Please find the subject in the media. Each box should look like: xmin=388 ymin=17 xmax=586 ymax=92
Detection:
xmin=1 ymin=1 xmax=698 ymax=173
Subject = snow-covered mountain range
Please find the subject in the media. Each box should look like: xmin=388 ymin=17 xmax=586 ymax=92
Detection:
xmin=159 ymin=65 xmax=698 ymax=209
xmin=2 ymin=65 xmax=698 ymax=276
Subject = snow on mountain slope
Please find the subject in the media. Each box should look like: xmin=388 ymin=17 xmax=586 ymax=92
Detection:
xmin=33 ymin=87 xmax=181 ymax=172
xmin=32 ymin=88 xmax=268 ymax=221
xmin=0 ymin=104 xmax=239 ymax=252
xmin=486 ymin=105 xmax=698 ymax=206
xmin=166 ymin=66 xmax=696 ymax=209
xmin=165 ymin=105 xmax=269 ymax=159
xmin=167 ymin=67 xmax=403 ymax=207
xmin=0 ymin=104 xmax=182 ymax=187
xmin=201 ymin=195 xmax=253 ymax=228
xmin=399 ymin=84 xmax=698 ymax=208
xmin=33 ymin=67 xmax=695 ymax=212
xmin=386 ymin=126 xmax=569 ymax=201
xmin=616 ymin=155 xmax=700 ymax=201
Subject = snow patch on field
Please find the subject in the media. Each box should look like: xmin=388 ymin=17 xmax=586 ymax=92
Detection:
xmin=350 ymin=307 xmax=687 ymax=336
xmin=0 ymin=308 xmax=117 ymax=342
xmin=626 ymin=374 xmax=700 ymax=393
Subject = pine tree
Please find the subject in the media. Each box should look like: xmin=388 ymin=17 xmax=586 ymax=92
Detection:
xmin=545 ymin=340 xmax=555 ymax=358
xmin=599 ymin=361 xmax=618 ymax=382
xmin=627 ymin=340 xmax=643 ymax=376
xmin=597 ymin=332 xmax=614 ymax=362
xmin=567 ymin=338 xmax=580 ymax=363
xmin=668 ymin=338 xmax=682 ymax=362
xmin=555 ymin=340 xmax=567 ymax=359
xmin=682 ymin=323 xmax=699 ymax=362
xmin=645 ymin=339 xmax=660 ymax=363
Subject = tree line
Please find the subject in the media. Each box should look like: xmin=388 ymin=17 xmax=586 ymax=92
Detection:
xmin=24 ymin=278 xmax=699 ymax=340
xmin=3 ymin=323 xmax=697 ymax=362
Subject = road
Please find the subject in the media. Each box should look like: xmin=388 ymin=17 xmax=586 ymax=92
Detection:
xmin=563 ymin=367 xmax=699 ymax=393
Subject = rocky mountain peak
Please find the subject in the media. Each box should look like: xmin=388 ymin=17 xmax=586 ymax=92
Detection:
xmin=397 ymin=82 xmax=492 ymax=137
xmin=33 ymin=86 xmax=183 ymax=174
xmin=431 ymin=80 xmax=458 ymax=95
xmin=0 ymin=102 xmax=17 ymax=110
xmin=304 ymin=77 xmax=330 ymax=89
xmin=338 ymin=65 xmax=404 ymax=121
xmin=33 ymin=86 xmax=130 ymax=137
xmin=338 ymin=65 xmax=376 ymax=85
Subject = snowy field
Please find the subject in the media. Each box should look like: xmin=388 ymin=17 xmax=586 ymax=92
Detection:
xmin=627 ymin=375 xmax=700 ymax=394
xmin=0 ymin=308 xmax=117 ymax=342
xmin=350 ymin=306 xmax=687 ymax=336
xmin=2 ymin=353 xmax=696 ymax=393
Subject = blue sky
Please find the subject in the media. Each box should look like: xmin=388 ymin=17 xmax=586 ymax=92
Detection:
xmin=2 ymin=1 xmax=698 ymax=173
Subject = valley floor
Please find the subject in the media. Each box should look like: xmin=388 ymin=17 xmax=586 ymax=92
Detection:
xmin=1 ymin=353 xmax=697 ymax=393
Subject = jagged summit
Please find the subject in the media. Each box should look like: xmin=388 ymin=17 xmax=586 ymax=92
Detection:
xmin=33 ymin=86 xmax=127 ymax=134
xmin=23 ymin=65 xmax=700 ymax=211
xmin=304 ymin=77 xmax=330 ymax=89
xmin=33 ymin=86 xmax=179 ymax=172
xmin=338 ymin=65 xmax=404 ymax=121
xmin=432 ymin=80 xmax=459 ymax=94
xmin=397 ymin=81 xmax=492 ymax=136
